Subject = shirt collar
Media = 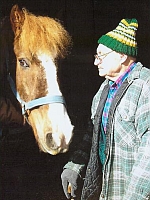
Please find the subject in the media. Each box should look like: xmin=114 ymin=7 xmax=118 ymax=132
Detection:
xmin=109 ymin=62 xmax=136 ymax=88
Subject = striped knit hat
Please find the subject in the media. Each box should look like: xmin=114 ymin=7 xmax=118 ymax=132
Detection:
xmin=98 ymin=18 xmax=138 ymax=57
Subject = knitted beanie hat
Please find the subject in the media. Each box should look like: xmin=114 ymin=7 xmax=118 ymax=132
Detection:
xmin=98 ymin=18 xmax=138 ymax=57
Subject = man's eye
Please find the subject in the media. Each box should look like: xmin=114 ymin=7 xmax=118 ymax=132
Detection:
xmin=19 ymin=59 xmax=29 ymax=68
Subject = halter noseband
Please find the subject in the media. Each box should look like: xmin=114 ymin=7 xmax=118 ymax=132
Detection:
xmin=7 ymin=74 xmax=66 ymax=116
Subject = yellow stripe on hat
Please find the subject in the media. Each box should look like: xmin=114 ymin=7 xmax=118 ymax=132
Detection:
xmin=107 ymin=32 xmax=137 ymax=47
xmin=121 ymin=19 xmax=138 ymax=29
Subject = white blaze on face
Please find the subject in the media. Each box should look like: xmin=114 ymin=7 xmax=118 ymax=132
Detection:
xmin=37 ymin=53 xmax=74 ymax=152
xmin=47 ymin=103 xmax=74 ymax=146
xmin=38 ymin=54 xmax=61 ymax=95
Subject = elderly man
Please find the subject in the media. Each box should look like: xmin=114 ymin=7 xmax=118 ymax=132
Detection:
xmin=61 ymin=18 xmax=150 ymax=200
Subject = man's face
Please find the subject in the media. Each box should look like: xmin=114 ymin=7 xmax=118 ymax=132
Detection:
xmin=94 ymin=44 xmax=123 ymax=80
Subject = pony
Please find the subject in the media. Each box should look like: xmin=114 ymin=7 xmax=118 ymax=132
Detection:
xmin=0 ymin=4 xmax=74 ymax=155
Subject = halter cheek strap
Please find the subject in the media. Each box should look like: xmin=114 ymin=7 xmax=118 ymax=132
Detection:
xmin=7 ymin=74 xmax=66 ymax=115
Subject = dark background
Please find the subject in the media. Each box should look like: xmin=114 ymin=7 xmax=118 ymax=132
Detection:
xmin=1 ymin=1 xmax=150 ymax=200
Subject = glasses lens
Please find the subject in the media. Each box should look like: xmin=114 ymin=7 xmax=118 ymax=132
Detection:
xmin=94 ymin=51 xmax=113 ymax=60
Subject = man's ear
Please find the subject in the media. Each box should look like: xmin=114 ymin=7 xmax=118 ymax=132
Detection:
xmin=120 ymin=54 xmax=128 ymax=64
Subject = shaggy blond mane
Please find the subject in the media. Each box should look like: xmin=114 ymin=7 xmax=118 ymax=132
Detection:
xmin=14 ymin=8 xmax=72 ymax=59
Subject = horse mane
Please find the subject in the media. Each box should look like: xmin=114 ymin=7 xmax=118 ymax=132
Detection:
xmin=14 ymin=8 xmax=72 ymax=60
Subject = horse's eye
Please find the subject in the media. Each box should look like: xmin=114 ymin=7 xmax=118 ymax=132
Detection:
xmin=19 ymin=59 xmax=29 ymax=68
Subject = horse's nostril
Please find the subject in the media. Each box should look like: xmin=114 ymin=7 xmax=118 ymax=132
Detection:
xmin=46 ymin=133 xmax=57 ymax=149
xmin=46 ymin=133 xmax=53 ymax=142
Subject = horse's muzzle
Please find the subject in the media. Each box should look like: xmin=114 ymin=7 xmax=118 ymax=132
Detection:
xmin=38 ymin=132 xmax=69 ymax=155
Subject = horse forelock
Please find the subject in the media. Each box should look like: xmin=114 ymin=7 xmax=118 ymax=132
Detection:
xmin=14 ymin=9 xmax=72 ymax=60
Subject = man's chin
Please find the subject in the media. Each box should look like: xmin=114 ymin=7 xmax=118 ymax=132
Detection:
xmin=98 ymin=71 xmax=105 ymax=77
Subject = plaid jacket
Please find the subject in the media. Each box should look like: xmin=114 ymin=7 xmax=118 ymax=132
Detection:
xmin=65 ymin=62 xmax=150 ymax=200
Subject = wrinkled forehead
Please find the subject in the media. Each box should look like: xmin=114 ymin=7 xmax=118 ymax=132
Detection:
xmin=97 ymin=44 xmax=112 ymax=54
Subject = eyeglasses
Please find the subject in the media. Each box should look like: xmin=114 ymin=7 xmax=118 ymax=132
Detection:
xmin=94 ymin=50 xmax=113 ymax=61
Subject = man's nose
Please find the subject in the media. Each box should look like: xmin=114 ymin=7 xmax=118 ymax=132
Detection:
xmin=94 ymin=58 xmax=102 ymax=66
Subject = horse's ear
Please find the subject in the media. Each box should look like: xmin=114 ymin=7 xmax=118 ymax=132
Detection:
xmin=10 ymin=4 xmax=25 ymax=36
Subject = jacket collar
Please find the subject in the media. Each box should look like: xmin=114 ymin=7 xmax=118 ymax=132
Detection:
xmin=127 ymin=62 xmax=143 ymax=82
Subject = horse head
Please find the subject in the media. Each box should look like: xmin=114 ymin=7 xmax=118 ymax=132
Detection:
xmin=8 ymin=5 xmax=74 ymax=155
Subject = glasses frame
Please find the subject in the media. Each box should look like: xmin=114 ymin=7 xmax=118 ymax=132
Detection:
xmin=94 ymin=50 xmax=114 ymax=61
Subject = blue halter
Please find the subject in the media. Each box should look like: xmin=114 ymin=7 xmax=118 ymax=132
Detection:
xmin=7 ymin=74 xmax=66 ymax=115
